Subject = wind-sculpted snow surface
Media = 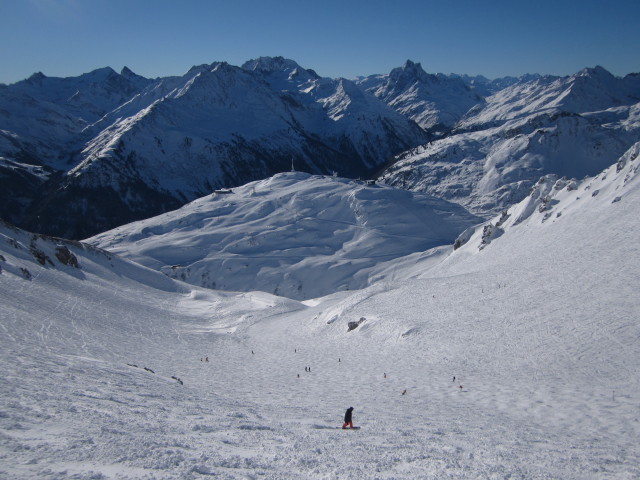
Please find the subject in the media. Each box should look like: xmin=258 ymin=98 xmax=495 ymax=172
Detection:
xmin=2 ymin=146 xmax=640 ymax=478
xmin=88 ymin=172 xmax=482 ymax=300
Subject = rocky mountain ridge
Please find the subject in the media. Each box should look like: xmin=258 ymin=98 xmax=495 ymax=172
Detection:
xmin=379 ymin=65 xmax=640 ymax=216
xmin=1 ymin=57 xmax=429 ymax=238
xmin=1 ymin=57 xmax=638 ymax=239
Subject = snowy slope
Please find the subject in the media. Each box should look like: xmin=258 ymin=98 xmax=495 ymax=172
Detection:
xmin=0 ymin=67 xmax=151 ymax=169
xmin=2 ymin=144 xmax=640 ymax=478
xmin=458 ymin=66 xmax=640 ymax=130
xmin=380 ymin=67 xmax=640 ymax=217
xmin=0 ymin=67 xmax=154 ymax=235
xmin=88 ymin=172 xmax=482 ymax=300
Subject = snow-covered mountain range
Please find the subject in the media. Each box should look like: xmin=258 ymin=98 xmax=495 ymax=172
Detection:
xmin=0 ymin=57 xmax=428 ymax=239
xmin=357 ymin=60 xmax=483 ymax=132
xmin=380 ymin=66 xmax=640 ymax=216
xmin=1 ymin=57 xmax=638 ymax=240
xmin=2 ymin=140 xmax=639 ymax=478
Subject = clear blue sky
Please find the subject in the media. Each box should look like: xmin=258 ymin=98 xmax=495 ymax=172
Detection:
xmin=1 ymin=0 xmax=639 ymax=84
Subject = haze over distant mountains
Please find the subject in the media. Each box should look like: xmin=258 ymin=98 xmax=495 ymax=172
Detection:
xmin=1 ymin=57 xmax=638 ymax=239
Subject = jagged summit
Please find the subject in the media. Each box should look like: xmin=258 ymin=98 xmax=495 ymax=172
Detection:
xmin=81 ymin=66 xmax=119 ymax=79
xmin=576 ymin=65 xmax=614 ymax=78
xmin=26 ymin=71 xmax=46 ymax=83
xmin=358 ymin=59 xmax=482 ymax=131
xmin=242 ymin=56 xmax=302 ymax=73
xmin=390 ymin=59 xmax=431 ymax=84
xmin=242 ymin=56 xmax=322 ymax=86
xmin=120 ymin=66 xmax=135 ymax=76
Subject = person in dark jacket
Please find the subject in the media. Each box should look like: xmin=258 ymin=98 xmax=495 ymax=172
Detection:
xmin=342 ymin=407 xmax=354 ymax=429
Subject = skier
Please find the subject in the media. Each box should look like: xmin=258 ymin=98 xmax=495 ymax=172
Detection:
xmin=342 ymin=407 xmax=354 ymax=429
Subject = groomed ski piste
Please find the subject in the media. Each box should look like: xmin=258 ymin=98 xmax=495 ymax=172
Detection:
xmin=1 ymin=143 xmax=640 ymax=479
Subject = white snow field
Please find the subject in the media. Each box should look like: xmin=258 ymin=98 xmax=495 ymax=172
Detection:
xmin=2 ymin=144 xmax=640 ymax=478
xmin=88 ymin=172 xmax=482 ymax=300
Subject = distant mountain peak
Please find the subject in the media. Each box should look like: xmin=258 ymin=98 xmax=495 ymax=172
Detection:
xmin=242 ymin=56 xmax=301 ymax=74
xmin=576 ymin=65 xmax=614 ymax=79
xmin=402 ymin=59 xmax=423 ymax=72
xmin=82 ymin=66 xmax=119 ymax=80
xmin=120 ymin=66 xmax=147 ymax=80
xmin=26 ymin=71 xmax=46 ymax=83
xmin=210 ymin=61 xmax=235 ymax=74
xmin=335 ymin=77 xmax=365 ymax=97
xmin=389 ymin=60 xmax=430 ymax=84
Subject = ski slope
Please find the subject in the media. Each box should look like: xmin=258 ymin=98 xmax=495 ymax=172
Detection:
xmin=1 ymin=144 xmax=640 ymax=478
xmin=88 ymin=172 xmax=482 ymax=300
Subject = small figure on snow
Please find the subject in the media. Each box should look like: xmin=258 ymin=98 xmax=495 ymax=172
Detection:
xmin=452 ymin=376 xmax=455 ymax=382
xmin=342 ymin=407 xmax=354 ymax=429
xmin=205 ymin=357 xmax=209 ymax=362
xmin=402 ymin=389 xmax=407 ymax=395
xmin=384 ymin=373 xmax=387 ymax=379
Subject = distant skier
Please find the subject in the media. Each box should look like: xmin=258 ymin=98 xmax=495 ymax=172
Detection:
xmin=342 ymin=407 xmax=354 ymax=429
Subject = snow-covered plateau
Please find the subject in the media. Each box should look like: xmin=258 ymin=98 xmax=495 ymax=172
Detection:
xmin=1 ymin=142 xmax=640 ymax=478
xmin=87 ymin=172 xmax=482 ymax=300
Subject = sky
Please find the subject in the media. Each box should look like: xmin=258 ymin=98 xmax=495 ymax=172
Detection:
xmin=1 ymin=0 xmax=639 ymax=84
